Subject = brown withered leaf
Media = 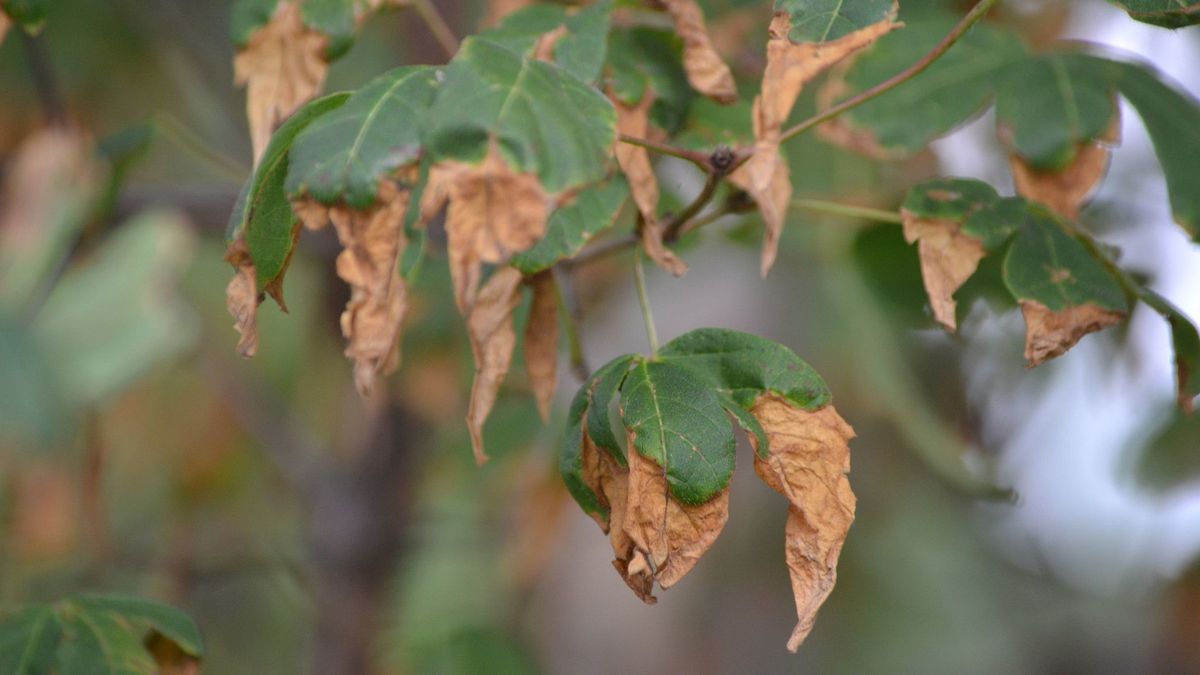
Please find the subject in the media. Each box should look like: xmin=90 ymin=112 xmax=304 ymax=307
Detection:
xmin=524 ymin=271 xmax=560 ymax=422
xmin=146 ymin=633 xmax=201 ymax=675
xmin=325 ymin=181 xmax=411 ymax=395
xmin=623 ymin=442 xmax=730 ymax=590
xmin=533 ymin=24 xmax=569 ymax=63
xmin=656 ymin=0 xmax=737 ymax=104
xmin=611 ymin=89 xmax=688 ymax=277
xmin=224 ymin=238 xmax=261 ymax=358
xmin=900 ymin=211 xmax=986 ymax=332
xmin=466 ymin=266 xmax=525 ymax=464
xmin=422 ymin=146 xmax=550 ymax=312
xmin=1011 ymin=117 xmax=1120 ymax=221
xmin=749 ymin=394 xmax=856 ymax=652
xmin=739 ymin=11 xmax=899 ymax=275
xmin=1021 ymin=299 xmax=1125 ymax=367
xmin=0 ymin=13 xmax=10 ymax=45
xmin=597 ymin=450 xmax=657 ymax=603
xmin=234 ymin=1 xmax=329 ymax=163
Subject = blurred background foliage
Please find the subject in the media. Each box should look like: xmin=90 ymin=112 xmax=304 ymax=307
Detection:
xmin=1 ymin=0 xmax=1200 ymax=673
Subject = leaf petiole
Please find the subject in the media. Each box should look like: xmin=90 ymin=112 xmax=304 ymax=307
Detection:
xmin=633 ymin=246 xmax=660 ymax=356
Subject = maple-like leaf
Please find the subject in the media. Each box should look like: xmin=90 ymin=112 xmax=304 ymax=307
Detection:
xmin=656 ymin=0 xmax=737 ymax=104
xmin=465 ymin=267 xmax=525 ymax=464
xmin=422 ymin=146 xmax=552 ymax=313
xmin=234 ymin=1 xmax=329 ymax=163
xmin=525 ymin=270 xmax=560 ymax=421
xmin=749 ymin=394 xmax=856 ymax=652
xmin=736 ymin=5 xmax=900 ymax=275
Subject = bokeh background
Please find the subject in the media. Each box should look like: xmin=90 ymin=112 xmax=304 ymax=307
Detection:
xmin=2 ymin=0 xmax=1199 ymax=673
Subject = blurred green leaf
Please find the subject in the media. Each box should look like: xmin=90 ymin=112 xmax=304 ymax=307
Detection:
xmin=1138 ymin=288 xmax=1200 ymax=412
xmin=1106 ymin=0 xmax=1200 ymax=28
xmin=484 ymin=0 xmax=613 ymax=83
xmin=607 ymin=27 xmax=695 ymax=134
xmin=1132 ymin=411 xmax=1200 ymax=491
xmin=620 ymin=359 xmax=735 ymax=504
xmin=775 ymin=0 xmax=896 ymax=42
xmin=0 ymin=0 xmax=48 ymax=32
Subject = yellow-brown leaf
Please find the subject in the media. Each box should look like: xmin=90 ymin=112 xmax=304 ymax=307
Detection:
xmin=234 ymin=1 xmax=329 ymax=163
xmin=597 ymin=450 xmax=657 ymax=603
xmin=623 ymin=443 xmax=730 ymax=590
xmin=739 ymin=10 xmax=899 ymax=275
xmin=224 ymin=238 xmax=260 ymax=358
xmin=525 ymin=271 xmax=560 ymax=422
xmin=750 ymin=394 xmax=856 ymax=652
xmin=422 ymin=146 xmax=551 ymax=312
xmin=611 ymin=90 xmax=688 ymax=277
xmin=1011 ymin=117 xmax=1120 ymax=221
xmin=1020 ymin=299 xmax=1125 ymax=367
xmin=323 ymin=181 xmax=412 ymax=395
xmin=657 ymin=0 xmax=737 ymax=104
xmin=900 ymin=211 xmax=986 ymax=332
xmin=466 ymin=267 xmax=525 ymax=464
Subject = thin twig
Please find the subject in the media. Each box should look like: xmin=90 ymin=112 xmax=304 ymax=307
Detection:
xmin=155 ymin=112 xmax=250 ymax=182
xmin=778 ymin=0 xmax=1001 ymax=144
xmin=563 ymin=233 xmax=638 ymax=269
xmin=619 ymin=134 xmax=711 ymax=170
xmin=632 ymin=247 xmax=659 ymax=355
xmin=664 ymin=171 xmax=721 ymax=242
xmin=411 ymin=0 xmax=460 ymax=59
xmin=793 ymin=198 xmax=904 ymax=223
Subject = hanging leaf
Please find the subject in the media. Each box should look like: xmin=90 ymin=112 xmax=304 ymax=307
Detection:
xmin=654 ymin=0 xmax=737 ymax=104
xmin=285 ymin=66 xmax=439 ymax=208
xmin=736 ymin=0 xmax=899 ymax=275
xmin=817 ymin=18 xmax=1025 ymax=157
xmin=0 ymin=594 xmax=203 ymax=674
xmin=466 ymin=267 xmax=525 ymax=464
xmin=510 ymin=175 xmax=629 ymax=274
xmin=899 ymin=179 xmax=1002 ymax=331
xmin=234 ymin=1 xmax=334 ymax=163
xmin=1002 ymin=206 xmax=1129 ymax=366
xmin=619 ymin=360 xmax=735 ymax=505
xmin=1140 ymin=288 xmax=1200 ymax=413
xmin=1106 ymin=0 xmax=1200 ymax=28
xmin=995 ymin=53 xmax=1117 ymax=171
xmin=524 ymin=271 xmax=560 ymax=421
xmin=749 ymin=394 xmax=855 ymax=652
xmin=561 ymin=354 xmax=635 ymax=523
xmin=1010 ymin=117 xmax=1119 ymax=221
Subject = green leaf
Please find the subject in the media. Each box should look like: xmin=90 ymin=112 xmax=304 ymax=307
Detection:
xmin=829 ymin=18 xmax=1025 ymax=155
xmin=286 ymin=66 xmax=439 ymax=208
xmin=1139 ymin=288 xmax=1200 ymax=412
xmin=1132 ymin=411 xmax=1200 ymax=492
xmin=718 ymin=393 xmax=770 ymax=457
xmin=1099 ymin=58 xmax=1200 ymax=239
xmin=658 ymin=328 xmax=831 ymax=411
xmin=1002 ymin=207 xmax=1127 ymax=314
xmin=774 ymin=0 xmax=896 ymax=43
xmin=300 ymin=0 xmax=362 ymax=58
xmin=606 ymin=27 xmax=695 ymax=134
xmin=619 ymin=360 xmax=736 ymax=504
xmin=1106 ymin=0 xmax=1200 ymax=28
xmin=0 ymin=595 xmax=201 ymax=675
xmin=961 ymin=196 xmax=1028 ymax=251
xmin=483 ymin=0 xmax=613 ymax=83
xmin=901 ymin=178 xmax=1000 ymax=221
xmin=228 ymin=92 xmax=349 ymax=296
xmin=995 ymin=53 xmax=1117 ymax=170
xmin=422 ymin=35 xmax=617 ymax=194
xmin=675 ymin=98 xmax=753 ymax=151
xmin=0 ymin=605 xmax=61 ymax=675
xmin=561 ymin=354 xmax=634 ymax=519
xmin=230 ymin=0 xmax=278 ymax=46
xmin=0 ymin=317 xmax=72 ymax=450
xmin=0 ymin=0 xmax=49 ymax=32
xmin=510 ymin=175 xmax=629 ymax=274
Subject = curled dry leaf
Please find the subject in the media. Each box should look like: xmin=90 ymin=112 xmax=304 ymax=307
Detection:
xmin=611 ymin=89 xmax=688 ymax=276
xmin=422 ymin=146 xmax=551 ymax=312
xmin=1021 ymin=299 xmax=1125 ymax=367
xmin=596 ymin=451 xmax=658 ymax=603
xmin=466 ymin=267 xmax=525 ymax=464
xmin=1011 ymin=116 xmax=1121 ymax=221
xmin=655 ymin=0 xmax=737 ymax=104
xmin=525 ymin=271 xmax=560 ymax=422
xmin=738 ymin=10 xmax=899 ymax=275
xmin=623 ymin=441 xmax=730 ymax=590
xmin=900 ymin=211 xmax=986 ymax=332
xmin=749 ymin=394 xmax=856 ymax=652
xmin=224 ymin=238 xmax=260 ymax=358
xmin=234 ymin=1 xmax=329 ymax=164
